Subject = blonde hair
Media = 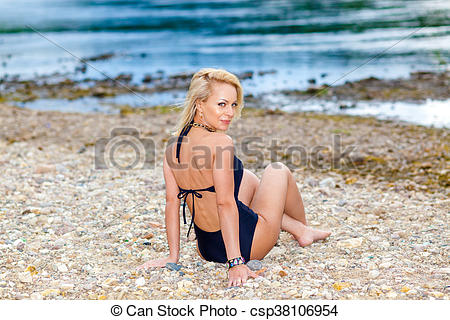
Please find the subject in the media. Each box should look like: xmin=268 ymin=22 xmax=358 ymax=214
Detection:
xmin=173 ymin=68 xmax=244 ymax=136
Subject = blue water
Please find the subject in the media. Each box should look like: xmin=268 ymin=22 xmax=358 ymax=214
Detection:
xmin=0 ymin=0 xmax=449 ymax=125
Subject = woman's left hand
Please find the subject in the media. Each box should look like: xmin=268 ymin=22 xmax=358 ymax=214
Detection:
xmin=227 ymin=264 xmax=259 ymax=287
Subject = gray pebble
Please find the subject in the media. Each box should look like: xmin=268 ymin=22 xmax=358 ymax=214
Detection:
xmin=246 ymin=260 xmax=263 ymax=271
xmin=319 ymin=177 xmax=336 ymax=188
xmin=166 ymin=262 xmax=182 ymax=271
xmin=305 ymin=178 xmax=318 ymax=187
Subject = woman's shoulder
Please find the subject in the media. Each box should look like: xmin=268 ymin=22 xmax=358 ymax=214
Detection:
xmin=204 ymin=132 xmax=234 ymax=147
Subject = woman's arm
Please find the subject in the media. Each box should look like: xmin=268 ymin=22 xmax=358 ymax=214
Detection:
xmin=212 ymin=134 xmax=242 ymax=260
xmin=136 ymin=145 xmax=180 ymax=269
xmin=163 ymin=150 xmax=182 ymax=262
xmin=212 ymin=134 xmax=258 ymax=287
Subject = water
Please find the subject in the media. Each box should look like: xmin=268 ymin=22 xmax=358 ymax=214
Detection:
xmin=0 ymin=0 xmax=449 ymax=125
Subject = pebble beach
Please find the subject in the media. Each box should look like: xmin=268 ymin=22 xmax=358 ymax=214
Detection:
xmin=0 ymin=100 xmax=448 ymax=300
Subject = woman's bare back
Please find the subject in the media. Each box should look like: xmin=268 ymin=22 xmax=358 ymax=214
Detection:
xmin=168 ymin=128 xmax=225 ymax=232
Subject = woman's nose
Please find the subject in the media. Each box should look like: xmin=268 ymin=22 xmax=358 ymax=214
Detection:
xmin=225 ymin=104 xmax=234 ymax=117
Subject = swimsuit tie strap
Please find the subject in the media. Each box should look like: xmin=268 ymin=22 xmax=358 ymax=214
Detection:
xmin=177 ymin=188 xmax=203 ymax=239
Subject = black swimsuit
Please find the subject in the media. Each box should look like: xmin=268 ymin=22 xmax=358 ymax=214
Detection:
xmin=175 ymin=120 xmax=259 ymax=263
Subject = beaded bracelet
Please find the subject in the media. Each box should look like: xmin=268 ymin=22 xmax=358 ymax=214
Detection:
xmin=227 ymin=256 xmax=245 ymax=269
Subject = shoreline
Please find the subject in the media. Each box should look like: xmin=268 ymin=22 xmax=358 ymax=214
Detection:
xmin=1 ymin=69 xmax=449 ymax=128
xmin=0 ymin=102 xmax=448 ymax=299
xmin=1 ymin=69 xmax=448 ymax=104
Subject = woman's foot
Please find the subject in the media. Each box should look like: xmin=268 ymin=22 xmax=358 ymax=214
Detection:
xmin=293 ymin=224 xmax=331 ymax=247
xmin=281 ymin=214 xmax=331 ymax=247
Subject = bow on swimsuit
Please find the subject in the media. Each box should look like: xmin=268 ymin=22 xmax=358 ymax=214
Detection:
xmin=175 ymin=120 xmax=259 ymax=263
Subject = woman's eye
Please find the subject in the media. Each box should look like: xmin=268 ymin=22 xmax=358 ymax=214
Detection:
xmin=218 ymin=102 xmax=238 ymax=108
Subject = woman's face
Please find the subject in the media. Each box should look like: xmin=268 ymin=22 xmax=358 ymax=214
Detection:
xmin=196 ymin=81 xmax=238 ymax=132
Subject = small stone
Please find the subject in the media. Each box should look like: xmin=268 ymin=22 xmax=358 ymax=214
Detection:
xmin=337 ymin=237 xmax=364 ymax=249
xmin=368 ymin=270 xmax=380 ymax=279
xmin=391 ymin=233 xmax=400 ymax=239
xmin=35 ymin=164 xmax=55 ymax=174
xmin=135 ymin=277 xmax=145 ymax=286
xmin=301 ymin=290 xmax=311 ymax=299
xmin=401 ymin=286 xmax=410 ymax=293
xmin=367 ymin=262 xmax=377 ymax=270
xmin=386 ymin=291 xmax=397 ymax=298
xmin=77 ymin=146 xmax=87 ymax=154
xmin=246 ymin=260 xmax=262 ymax=271
xmin=25 ymin=265 xmax=38 ymax=275
xmin=323 ymin=290 xmax=332 ymax=299
xmin=332 ymin=282 xmax=351 ymax=291
xmin=287 ymin=289 xmax=298 ymax=297
xmin=56 ymin=263 xmax=68 ymax=273
xmin=30 ymin=292 xmax=43 ymax=300
xmin=337 ymin=199 xmax=347 ymax=206
xmin=82 ymin=265 xmax=93 ymax=273
xmin=143 ymin=233 xmax=154 ymax=239
xmin=279 ymin=270 xmax=288 ymax=277
xmin=55 ymin=164 xmax=68 ymax=173
xmin=13 ymin=239 xmax=25 ymax=251
xmin=406 ymin=289 xmax=418 ymax=295
xmin=41 ymin=289 xmax=60 ymax=297
xmin=177 ymin=280 xmax=193 ymax=289
xmin=437 ymin=267 xmax=450 ymax=274
xmin=430 ymin=291 xmax=444 ymax=298
xmin=305 ymin=178 xmax=318 ymax=187
xmin=18 ymin=272 xmax=32 ymax=283
xmin=166 ymin=263 xmax=182 ymax=271
xmin=60 ymin=283 xmax=74 ymax=290
xmin=319 ymin=177 xmax=336 ymax=188
xmin=102 ymin=278 xmax=118 ymax=287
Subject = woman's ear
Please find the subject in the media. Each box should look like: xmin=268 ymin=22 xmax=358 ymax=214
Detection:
xmin=196 ymin=99 xmax=203 ymax=113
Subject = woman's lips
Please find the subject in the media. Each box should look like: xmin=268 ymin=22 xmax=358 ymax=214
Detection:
xmin=221 ymin=120 xmax=231 ymax=124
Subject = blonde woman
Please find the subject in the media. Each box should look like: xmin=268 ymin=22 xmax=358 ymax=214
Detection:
xmin=138 ymin=68 xmax=331 ymax=287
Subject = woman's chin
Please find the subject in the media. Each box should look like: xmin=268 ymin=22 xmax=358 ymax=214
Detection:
xmin=217 ymin=121 xmax=232 ymax=131
xmin=218 ymin=125 xmax=230 ymax=132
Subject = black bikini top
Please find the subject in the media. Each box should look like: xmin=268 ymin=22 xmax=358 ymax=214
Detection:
xmin=175 ymin=120 xmax=243 ymax=239
xmin=176 ymin=120 xmax=215 ymax=239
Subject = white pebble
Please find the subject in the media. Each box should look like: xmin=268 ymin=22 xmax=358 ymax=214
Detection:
xmin=368 ymin=270 xmax=380 ymax=279
xmin=135 ymin=277 xmax=145 ymax=286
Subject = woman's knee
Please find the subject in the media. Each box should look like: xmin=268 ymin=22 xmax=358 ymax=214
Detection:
xmin=265 ymin=161 xmax=290 ymax=174
xmin=262 ymin=162 xmax=290 ymax=182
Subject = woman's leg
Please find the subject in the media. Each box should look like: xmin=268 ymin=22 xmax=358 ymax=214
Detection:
xmin=248 ymin=163 xmax=331 ymax=259
xmin=239 ymin=167 xmax=329 ymax=236
xmin=248 ymin=163 xmax=288 ymax=259
xmin=240 ymin=167 xmax=306 ymax=224
xmin=238 ymin=169 xmax=259 ymax=206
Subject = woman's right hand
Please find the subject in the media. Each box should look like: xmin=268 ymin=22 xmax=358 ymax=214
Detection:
xmin=227 ymin=264 xmax=259 ymax=287
xmin=136 ymin=256 xmax=177 ymax=270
